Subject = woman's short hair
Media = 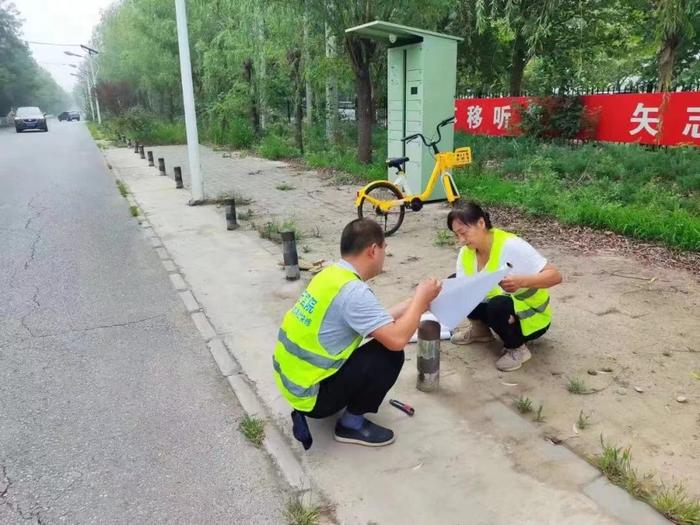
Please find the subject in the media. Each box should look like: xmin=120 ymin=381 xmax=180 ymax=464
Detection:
xmin=447 ymin=201 xmax=492 ymax=231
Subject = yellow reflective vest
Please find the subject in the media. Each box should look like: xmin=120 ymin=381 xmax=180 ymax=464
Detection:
xmin=273 ymin=264 xmax=363 ymax=412
xmin=459 ymin=228 xmax=551 ymax=336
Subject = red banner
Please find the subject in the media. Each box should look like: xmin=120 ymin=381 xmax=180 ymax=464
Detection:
xmin=455 ymin=92 xmax=700 ymax=147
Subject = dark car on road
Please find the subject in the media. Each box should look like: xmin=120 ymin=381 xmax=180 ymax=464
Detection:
xmin=58 ymin=111 xmax=80 ymax=122
xmin=15 ymin=106 xmax=48 ymax=132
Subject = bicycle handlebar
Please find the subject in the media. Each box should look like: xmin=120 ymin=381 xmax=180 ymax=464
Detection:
xmin=400 ymin=116 xmax=456 ymax=153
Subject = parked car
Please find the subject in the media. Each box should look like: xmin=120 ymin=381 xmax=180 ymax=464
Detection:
xmin=15 ymin=107 xmax=48 ymax=132
xmin=58 ymin=111 xmax=80 ymax=122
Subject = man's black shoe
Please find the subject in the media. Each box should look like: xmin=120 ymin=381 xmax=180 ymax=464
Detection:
xmin=333 ymin=418 xmax=395 ymax=447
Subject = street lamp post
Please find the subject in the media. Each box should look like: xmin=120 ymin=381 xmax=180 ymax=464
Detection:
xmin=71 ymin=72 xmax=94 ymax=121
xmin=65 ymin=48 xmax=101 ymax=124
xmin=174 ymin=0 xmax=204 ymax=203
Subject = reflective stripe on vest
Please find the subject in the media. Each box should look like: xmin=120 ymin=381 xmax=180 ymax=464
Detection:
xmin=459 ymin=228 xmax=551 ymax=336
xmin=273 ymin=264 xmax=363 ymax=412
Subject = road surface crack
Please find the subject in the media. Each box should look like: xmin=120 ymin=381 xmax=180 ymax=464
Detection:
xmin=14 ymin=314 xmax=166 ymax=342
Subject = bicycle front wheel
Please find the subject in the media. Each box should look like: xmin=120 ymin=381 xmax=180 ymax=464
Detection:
xmin=357 ymin=181 xmax=405 ymax=236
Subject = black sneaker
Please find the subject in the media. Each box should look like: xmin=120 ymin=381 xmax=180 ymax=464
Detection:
xmin=333 ymin=418 xmax=395 ymax=447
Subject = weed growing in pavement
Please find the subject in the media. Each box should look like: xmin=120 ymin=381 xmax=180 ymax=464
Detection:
xmin=434 ymin=229 xmax=455 ymax=247
xmin=237 ymin=208 xmax=254 ymax=221
xmin=515 ymin=396 xmax=533 ymax=414
xmin=301 ymin=244 xmax=311 ymax=253
xmin=275 ymin=182 xmax=295 ymax=191
xmin=595 ymin=436 xmax=651 ymax=500
xmin=239 ymin=415 xmax=265 ymax=448
xmin=116 ymin=179 xmax=128 ymax=198
xmin=283 ymin=496 xmax=322 ymax=525
xmin=129 ymin=206 xmax=139 ymax=217
xmin=653 ymin=484 xmax=700 ymax=525
xmin=534 ymin=404 xmax=546 ymax=423
xmin=577 ymin=410 xmax=591 ymax=430
xmin=208 ymin=192 xmax=253 ymax=206
xmin=255 ymin=219 xmax=301 ymax=242
xmin=567 ymin=377 xmax=589 ymax=394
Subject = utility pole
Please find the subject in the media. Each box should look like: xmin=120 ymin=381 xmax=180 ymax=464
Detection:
xmin=82 ymin=46 xmax=102 ymax=124
xmin=174 ymin=0 xmax=204 ymax=203
xmin=71 ymin=71 xmax=94 ymax=120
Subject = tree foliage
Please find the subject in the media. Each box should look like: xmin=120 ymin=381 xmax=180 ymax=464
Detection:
xmin=0 ymin=0 xmax=68 ymax=115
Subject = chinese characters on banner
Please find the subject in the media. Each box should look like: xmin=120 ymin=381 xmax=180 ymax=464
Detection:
xmin=454 ymin=92 xmax=700 ymax=146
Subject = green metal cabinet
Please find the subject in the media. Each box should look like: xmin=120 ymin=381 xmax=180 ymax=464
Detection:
xmin=346 ymin=21 xmax=462 ymax=199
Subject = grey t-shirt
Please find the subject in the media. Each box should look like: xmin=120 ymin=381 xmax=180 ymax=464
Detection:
xmin=318 ymin=260 xmax=393 ymax=355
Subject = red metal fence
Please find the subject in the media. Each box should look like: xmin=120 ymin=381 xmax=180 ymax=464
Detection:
xmin=455 ymin=92 xmax=700 ymax=147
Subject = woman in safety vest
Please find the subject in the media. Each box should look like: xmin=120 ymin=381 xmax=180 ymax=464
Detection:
xmin=448 ymin=202 xmax=562 ymax=371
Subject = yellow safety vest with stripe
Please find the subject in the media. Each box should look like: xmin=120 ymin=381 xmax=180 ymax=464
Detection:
xmin=273 ymin=264 xmax=363 ymax=412
xmin=460 ymin=228 xmax=551 ymax=336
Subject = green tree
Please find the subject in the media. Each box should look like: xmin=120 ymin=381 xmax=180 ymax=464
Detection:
xmin=655 ymin=0 xmax=697 ymax=91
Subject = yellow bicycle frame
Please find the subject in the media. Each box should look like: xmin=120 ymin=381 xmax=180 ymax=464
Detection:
xmin=355 ymin=147 xmax=472 ymax=213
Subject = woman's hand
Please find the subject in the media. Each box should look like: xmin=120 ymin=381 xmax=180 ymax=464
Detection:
xmin=499 ymin=275 xmax=524 ymax=293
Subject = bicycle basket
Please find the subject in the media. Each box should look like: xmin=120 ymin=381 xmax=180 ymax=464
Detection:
xmin=454 ymin=147 xmax=472 ymax=166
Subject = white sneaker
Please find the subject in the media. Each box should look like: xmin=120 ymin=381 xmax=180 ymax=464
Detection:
xmin=450 ymin=320 xmax=494 ymax=345
xmin=495 ymin=344 xmax=532 ymax=371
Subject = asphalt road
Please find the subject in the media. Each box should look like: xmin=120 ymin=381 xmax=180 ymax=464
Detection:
xmin=0 ymin=122 xmax=286 ymax=523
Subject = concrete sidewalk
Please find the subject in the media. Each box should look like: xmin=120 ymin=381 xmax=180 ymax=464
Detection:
xmin=105 ymin=146 xmax=670 ymax=525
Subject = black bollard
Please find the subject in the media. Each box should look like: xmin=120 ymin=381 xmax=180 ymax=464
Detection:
xmin=134 ymin=141 xmax=139 ymax=153
xmin=147 ymin=151 xmax=154 ymax=167
xmin=225 ymin=199 xmax=238 ymax=230
xmin=174 ymin=166 xmax=184 ymax=189
xmin=416 ymin=320 xmax=440 ymax=392
xmin=158 ymin=157 xmax=166 ymax=176
xmin=139 ymin=144 xmax=145 ymax=159
xmin=281 ymin=231 xmax=300 ymax=281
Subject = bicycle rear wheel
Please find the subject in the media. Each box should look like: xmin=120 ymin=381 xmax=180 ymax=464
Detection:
xmin=357 ymin=181 xmax=405 ymax=236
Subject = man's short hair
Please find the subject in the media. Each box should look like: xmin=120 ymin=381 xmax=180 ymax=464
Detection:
xmin=340 ymin=218 xmax=385 ymax=256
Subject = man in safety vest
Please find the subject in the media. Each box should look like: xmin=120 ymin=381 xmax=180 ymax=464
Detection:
xmin=273 ymin=218 xmax=441 ymax=448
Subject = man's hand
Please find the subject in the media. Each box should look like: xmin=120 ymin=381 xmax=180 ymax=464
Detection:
xmin=414 ymin=278 xmax=442 ymax=309
xmin=499 ymin=275 xmax=524 ymax=293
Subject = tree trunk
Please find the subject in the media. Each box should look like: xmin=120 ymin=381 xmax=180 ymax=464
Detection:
xmin=243 ymin=58 xmax=261 ymax=135
xmin=324 ymin=21 xmax=338 ymax=141
xmin=303 ymin=1 xmax=313 ymax=124
xmin=509 ymin=29 xmax=528 ymax=96
xmin=255 ymin=7 xmax=267 ymax=130
xmin=346 ymin=36 xmax=375 ymax=164
xmin=288 ymin=49 xmax=304 ymax=154
xmin=657 ymin=34 xmax=680 ymax=92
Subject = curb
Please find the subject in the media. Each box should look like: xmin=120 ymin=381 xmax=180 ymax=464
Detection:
xmin=124 ymin=187 xmax=313 ymax=498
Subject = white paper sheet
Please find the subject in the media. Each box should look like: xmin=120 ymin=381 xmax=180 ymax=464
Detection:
xmin=428 ymin=266 xmax=511 ymax=330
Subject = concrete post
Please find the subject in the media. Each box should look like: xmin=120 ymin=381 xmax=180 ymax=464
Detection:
xmin=281 ymin=231 xmax=300 ymax=281
xmin=139 ymin=145 xmax=145 ymax=159
xmin=174 ymin=166 xmax=184 ymax=189
xmin=147 ymin=151 xmax=154 ymax=167
xmin=225 ymin=199 xmax=238 ymax=230
xmin=134 ymin=142 xmax=139 ymax=153
xmin=158 ymin=157 xmax=166 ymax=176
xmin=416 ymin=320 xmax=440 ymax=392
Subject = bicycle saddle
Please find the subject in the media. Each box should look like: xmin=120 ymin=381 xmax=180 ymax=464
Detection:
xmin=386 ymin=156 xmax=409 ymax=168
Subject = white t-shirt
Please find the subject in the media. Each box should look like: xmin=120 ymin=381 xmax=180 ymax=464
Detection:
xmin=455 ymin=236 xmax=547 ymax=288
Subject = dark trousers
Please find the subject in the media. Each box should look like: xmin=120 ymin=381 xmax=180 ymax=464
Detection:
xmin=468 ymin=295 xmax=549 ymax=349
xmin=303 ymin=339 xmax=404 ymax=418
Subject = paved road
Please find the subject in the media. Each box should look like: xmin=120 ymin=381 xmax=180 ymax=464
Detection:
xmin=0 ymin=122 xmax=286 ymax=523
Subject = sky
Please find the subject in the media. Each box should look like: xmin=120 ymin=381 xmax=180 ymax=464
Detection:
xmin=14 ymin=0 xmax=116 ymax=92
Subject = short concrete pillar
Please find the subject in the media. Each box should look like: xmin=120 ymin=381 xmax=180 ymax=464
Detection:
xmin=139 ymin=144 xmax=145 ymax=159
xmin=281 ymin=231 xmax=300 ymax=281
xmin=147 ymin=151 xmax=154 ymax=167
xmin=158 ymin=157 xmax=166 ymax=176
xmin=174 ymin=166 xmax=184 ymax=189
xmin=225 ymin=199 xmax=238 ymax=230
xmin=416 ymin=320 xmax=440 ymax=392
xmin=134 ymin=142 xmax=139 ymax=153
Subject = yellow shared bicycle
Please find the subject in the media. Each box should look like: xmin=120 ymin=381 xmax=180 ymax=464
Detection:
xmin=355 ymin=116 xmax=472 ymax=236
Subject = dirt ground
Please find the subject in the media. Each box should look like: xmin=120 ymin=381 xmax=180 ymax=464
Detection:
xmin=210 ymin=150 xmax=700 ymax=500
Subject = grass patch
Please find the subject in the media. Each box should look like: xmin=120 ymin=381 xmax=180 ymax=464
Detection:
xmin=256 ymin=134 xmax=301 ymax=160
xmin=577 ymin=410 xmax=591 ymax=430
xmin=434 ymin=229 xmax=454 ymax=247
xmin=515 ymin=396 xmax=533 ymax=414
xmin=239 ymin=415 xmax=265 ymax=448
xmin=654 ymin=484 xmax=700 ymax=525
xmin=238 ymin=208 xmax=254 ymax=221
xmin=116 ymin=179 xmax=128 ymax=198
xmin=301 ymin=244 xmax=311 ymax=253
xmin=255 ymin=218 xmax=301 ymax=242
xmin=453 ymin=133 xmax=700 ymax=251
xmin=283 ymin=496 xmax=322 ymax=525
xmin=567 ymin=377 xmax=589 ymax=394
xmin=129 ymin=205 xmax=139 ymax=217
xmin=276 ymin=183 xmax=295 ymax=191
